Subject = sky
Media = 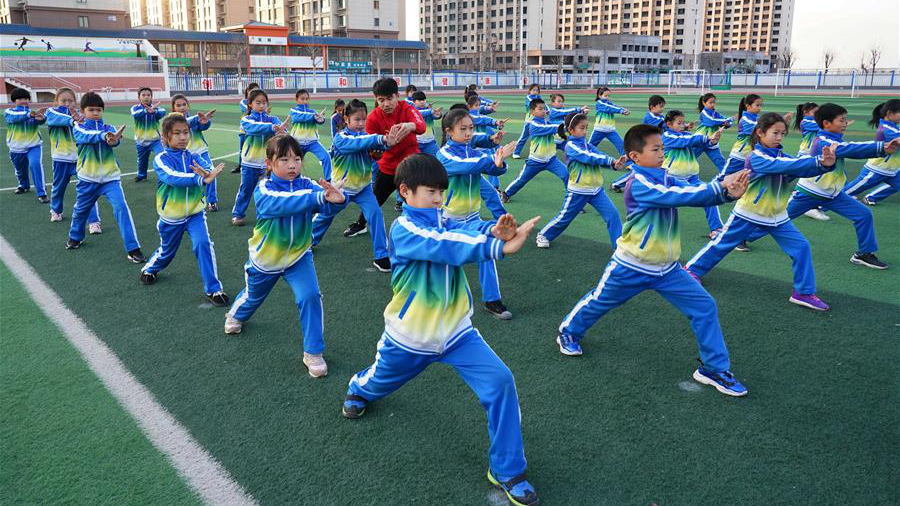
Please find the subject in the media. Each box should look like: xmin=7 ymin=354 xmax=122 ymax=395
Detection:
xmin=403 ymin=0 xmax=899 ymax=70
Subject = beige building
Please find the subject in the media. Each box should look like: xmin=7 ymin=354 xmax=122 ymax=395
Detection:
xmin=288 ymin=0 xmax=401 ymax=39
xmin=145 ymin=0 xmax=170 ymax=25
xmin=702 ymin=0 xmax=793 ymax=57
xmin=5 ymin=0 xmax=130 ymax=29
xmin=169 ymin=0 xmax=195 ymax=30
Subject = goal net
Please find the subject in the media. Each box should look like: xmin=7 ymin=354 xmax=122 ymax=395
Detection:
xmin=667 ymin=70 xmax=709 ymax=94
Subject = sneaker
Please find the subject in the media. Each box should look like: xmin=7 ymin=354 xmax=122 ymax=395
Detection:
xmin=230 ymin=165 xmax=242 ymax=174
xmin=512 ymin=154 xmax=521 ymax=159
xmin=302 ymin=352 xmax=328 ymax=378
xmin=37 ymin=195 xmax=50 ymax=204
xmin=13 ymin=187 xmax=28 ymax=194
xmin=231 ymin=216 xmax=245 ymax=226
xmin=850 ymin=252 xmax=888 ymax=270
xmin=224 ymin=315 xmax=243 ymax=334
xmin=683 ymin=266 xmax=702 ymax=284
xmin=134 ymin=176 xmax=147 ymax=183
xmin=373 ymin=257 xmax=391 ymax=272
xmin=486 ymin=468 xmax=540 ymax=506
xmin=50 ymin=211 xmax=63 ymax=222
xmin=862 ymin=196 xmax=877 ymax=206
xmin=127 ymin=248 xmax=147 ymax=263
xmin=88 ymin=222 xmax=102 ymax=235
xmin=65 ymin=239 xmax=81 ymax=250
xmin=499 ymin=190 xmax=510 ymax=203
xmin=734 ymin=240 xmax=751 ymax=252
xmin=535 ymin=234 xmax=550 ymax=249
xmin=556 ymin=332 xmax=582 ymax=356
xmin=342 ymin=394 xmax=368 ymax=419
xmin=804 ymin=208 xmax=830 ymax=221
xmin=206 ymin=202 xmax=219 ymax=212
xmin=343 ymin=222 xmax=368 ymax=237
xmin=206 ymin=291 xmax=231 ymax=307
xmin=789 ymin=291 xmax=829 ymax=311
xmin=609 ymin=183 xmax=623 ymax=193
xmin=484 ymin=300 xmax=512 ymax=320
xmin=394 ymin=200 xmax=403 ymax=213
xmin=708 ymin=228 xmax=723 ymax=240
xmin=139 ymin=271 xmax=157 ymax=285
xmin=692 ymin=365 xmax=748 ymax=397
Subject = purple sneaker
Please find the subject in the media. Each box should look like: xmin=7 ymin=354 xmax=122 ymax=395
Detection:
xmin=789 ymin=292 xmax=830 ymax=311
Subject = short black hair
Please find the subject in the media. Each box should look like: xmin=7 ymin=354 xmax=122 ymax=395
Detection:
xmin=295 ymin=88 xmax=309 ymax=99
xmin=466 ymin=94 xmax=481 ymax=107
xmin=373 ymin=77 xmax=398 ymax=97
xmin=137 ymin=87 xmax=152 ymax=96
xmin=529 ymin=97 xmax=546 ymax=111
xmin=80 ymin=92 xmax=105 ymax=110
xmin=394 ymin=153 xmax=449 ymax=194
xmin=161 ymin=113 xmax=189 ymax=139
xmin=266 ymin=134 xmax=303 ymax=161
xmin=334 ymin=99 xmax=345 ymax=108
xmin=649 ymin=95 xmax=666 ymax=108
xmin=412 ymin=90 xmax=427 ymax=101
xmin=343 ymin=98 xmax=368 ymax=118
xmin=815 ymin=103 xmax=848 ymax=128
xmin=449 ymin=103 xmax=468 ymax=112
xmin=171 ymin=93 xmax=189 ymax=110
xmin=405 ymin=84 xmax=418 ymax=94
xmin=624 ymin=124 xmax=662 ymax=155
xmin=10 ymin=88 xmax=30 ymax=101
xmin=550 ymin=93 xmax=564 ymax=103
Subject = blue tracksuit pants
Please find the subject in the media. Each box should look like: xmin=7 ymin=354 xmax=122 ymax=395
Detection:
xmin=9 ymin=145 xmax=46 ymax=196
xmin=559 ymin=260 xmax=732 ymax=372
xmin=448 ymin=213 xmax=501 ymax=302
xmin=686 ymin=214 xmax=816 ymax=294
xmin=299 ymin=141 xmax=332 ymax=180
xmin=588 ymin=129 xmax=625 ymax=155
xmin=195 ymin=152 xmax=217 ymax=204
xmin=864 ymin=182 xmax=898 ymax=203
xmin=673 ymin=174 xmax=724 ymax=231
xmin=503 ymin=157 xmax=568 ymax=198
xmin=480 ymin=176 xmax=507 ymax=219
xmin=539 ymin=189 xmax=622 ymax=245
xmin=845 ymin=168 xmax=898 ymax=199
xmin=693 ymin=143 xmax=728 ymax=172
xmin=136 ymin=140 xmax=163 ymax=180
xmin=51 ymin=160 xmax=100 ymax=222
xmin=232 ymin=165 xmax=264 ymax=219
xmin=227 ymin=253 xmax=325 ymax=354
xmin=513 ymin=114 xmax=533 ymax=157
xmin=69 ymin=179 xmax=140 ymax=252
xmin=142 ymin=213 xmax=222 ymax=294
xmin=312 ymin=185 xmax=389 ymax=259
xmin=347 ymin=328 xmax=527 ymax=478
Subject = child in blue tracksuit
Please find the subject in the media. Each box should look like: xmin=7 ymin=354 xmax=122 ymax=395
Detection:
xmin=171 ymin=94 xmax=219 ymax=210
xmin=589 ymin=87 xmax=629 ymax=154
xmin=131 ymin=87 xmax=166 ymax=182
xmin=513 ymin=83 xmax=542 ymax=157
xmin=643 ymin=94 xmax=666 ymax=128
xmin=536 ymin=112 xmax=625 ymax=249
xmin=844 ymin=100 xmax=900 ymax=204
xmin=4 ymin=88 xmax=48 ymax=201
xmin=312 ymin=99 xmax=396 ymax=272
xmin=342 ymin=153 xmax=541 ymax=506
xmin=232 ymin=89 xmax=284 ymax=226
xmin=746 ymin=103 xmax=898 ymax=270
xmin=289 ymin=89 xmax=332 ymax=180
xmin=412 ymin=90 xmax=442 ymax=156
xmin=67 ymin=92 xmax=145 ymax=263
xmin=661 ymin=110 xmax=725 ymax=236
xmin=695 ymin=93 xmax=733 ymax=171
xmin=225 ymin=134 xmax=347 ymax=378
xmin=557 ymin=124 xmax=750 ymax=398
xmin=140 ymin=114 xmax=228 ymax=305
xmin=438 ymin=109 xmax=516 ymax=320
xmin=466 ymin=94 xmax=506 ymax=188
xmin=330 ymin=99 xmax=345 ymax=138
xmin=686 ymin=113 xmax=837 ymax=312
xmin=232 ymin=83 xmax=260 ymax=173
xmin=472 ymin=130 xmax=510 ymax=220
xmin=720 ymin=94 xmax=794 ymax=178
xmin=502 ymin=98 xmax=569 ymax=201
xmin=46 ymin=88 xmax=100 ymax=226
xmin=793 ymin=102 xmax=819 ymax=156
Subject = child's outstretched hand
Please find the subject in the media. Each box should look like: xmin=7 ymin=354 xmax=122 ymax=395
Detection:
xmin=622 ymin=109 xmax=631 ymax=116
xmin=820 ymin=144 xmax=837 ymax=167
xmin=722 ymin=169 xmax=750 ymax=198
xmin=493 ymin=141 xmax=517 ymax=166
xmin=884 ymin=138 xmax=900 ymax=154
xmin=146 ymin=102 xmax=159 ymax=114
xmin=501 ymin=215 xmax=542 ymax=255
xmin=491 ymin=214 xmax=518 ymax=241
xmin=580 ymin=106 xmax=590 ymax=115
xmin=496 ymin=118 xmax=510 ymax=130
xmin=198 ymin=109 xmax=216 ymax=124
xmin=709 ymin=127 xmax=724 ymax=145
xmin=319 ymin=179 xmax=346 ymax=204
xmin=490 ymin=130 xmax=505 ymax=145
xmin=30 ymin=107 xmax=47 ymax=121
xmin=846 ymin=119 xmax=855 ymax=127
xmin=783 ymin=111 xmax=794 ymax=123
xmin=613 ymin=155 xmax=628 ymax=170
xmin=384 ymin=127 xmax=402 ymax=147
xmin=68 ymin=106 xmax=84 ymax=123
xmin=106 ymin=125 xmax=126 ymax=145
xmin=273 ymin=122 xmax=287 ymax=135
xmin=192 ymin=162 xmax=224 ymax=183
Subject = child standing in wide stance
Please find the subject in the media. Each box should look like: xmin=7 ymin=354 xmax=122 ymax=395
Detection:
xmin=556 ymin=124 xmax=751 ymax=397
xmin=131 ymin=87 xmax=166 ymax=182
xmin=170 ymin=94 xmax=219 ymax=211
xmin=342 ymin=153 xmax=541 ymax=506
xmin=232 ymin=89 xmax=286 ymax=226
xmin=4 ymin=88 xmax=49 ymax=202
xmin=289 ymin=89 xmax=332 ymax=179
xmin=225 ymin=135 xmax=346 ymax=378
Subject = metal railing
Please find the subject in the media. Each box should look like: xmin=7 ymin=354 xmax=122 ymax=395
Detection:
xmin=1 ymin=57 xmax=163 ymax=74
xmin=1 ymin=61 xmax=83 ymax=91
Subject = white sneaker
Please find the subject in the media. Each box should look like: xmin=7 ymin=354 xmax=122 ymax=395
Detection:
xmin=804 ymin=208 xmax=830 ymax=221
xmin=302 ymin=352 xmax=328 ymax=378
xmin=50 ymin=211 xmax=63 ymax=222
xmin=224 ymin=315 xmax=243 ymax=334
xmin=512 ymin=154 xmax=521 ymax=159
xmin=536 ymin=234 xmax=550 ymax=248
xmin=88 ymin=222 xmax=102 ymax=234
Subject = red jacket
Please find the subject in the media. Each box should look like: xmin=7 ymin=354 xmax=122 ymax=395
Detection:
xmin=366 ymin=100 xmax=426 ymax=175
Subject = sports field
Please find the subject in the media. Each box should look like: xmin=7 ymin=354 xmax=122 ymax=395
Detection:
xmin=2 ymin=90 xmax=898 ymax=505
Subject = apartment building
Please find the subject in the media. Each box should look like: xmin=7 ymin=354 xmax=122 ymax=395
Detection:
xmin=702 ymin=0 xmax=793 ymax=57
xmin=289 ymin=0 xmax=402 ymax=39
xmin=4 ymin=0 xmax=130 ymax=30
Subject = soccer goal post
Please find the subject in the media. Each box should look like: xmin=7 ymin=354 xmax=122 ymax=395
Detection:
xmin=773 ymin=68 xmax=792 ymax=96
xmin=667 ymin=70 xmax=709 ymax=95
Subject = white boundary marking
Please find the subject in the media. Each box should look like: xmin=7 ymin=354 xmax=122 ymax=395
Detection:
xmin=0 ymin=235 xmax=258 ymax=506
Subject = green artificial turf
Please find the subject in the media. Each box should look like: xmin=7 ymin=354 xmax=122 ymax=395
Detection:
xmin=1 ymin=91 xmax=898 ymax=505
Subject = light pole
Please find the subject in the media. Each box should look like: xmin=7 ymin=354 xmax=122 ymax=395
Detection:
xmin=518 ymin=0 xmax=525 ymax=89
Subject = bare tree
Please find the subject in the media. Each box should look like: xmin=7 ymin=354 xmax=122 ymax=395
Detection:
xmin=301 ymin=45 xmax=323 ymax=93
xmin=867 ymin=45 xmax=882 ymax=85
xmin=233 ymin=42 xmax=250 ymax=93
xmin=777 ymin=47 xmax=797 ymax=70
xmin=822 ymin=49 xmax=835 ymax=74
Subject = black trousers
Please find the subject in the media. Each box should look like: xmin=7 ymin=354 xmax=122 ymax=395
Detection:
xmin=356 ymin=169 xmax=397 ymax=227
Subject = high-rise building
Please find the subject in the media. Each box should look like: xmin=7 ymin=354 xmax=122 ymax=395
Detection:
xmin=702 ymin=0 xmax=793 ymax=58
xmin=5 ymin=0 xmax=130 ymax=29
xmin=290 ymin=0 xmax=401 ymax=39
xmin=169 ymin=0 xmax=195 ymax=30
xmin=145 ymin=0 xmax=171 ymax=25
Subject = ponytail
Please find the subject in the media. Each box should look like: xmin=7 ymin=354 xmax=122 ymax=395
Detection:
xmin=595 ymin=86 xmax=610 ymax=101
xmin=869 ymin=99 xmax=900 ymax=128
xmin=664 ymin=109 xmax=684 ymax=126
xmin=793 ymin=102 xmax=818 ymax=131
xmin=698 ymin=93 xmax=715 ymax=112
xmin=737 ymin=93 xmax=761 ymax=121
xmin=559 ymin=112 xmax=587 ymax=140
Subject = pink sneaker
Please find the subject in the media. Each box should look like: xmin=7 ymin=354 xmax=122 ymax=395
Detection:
xmin=789 ymin=292 xmax=829 ymax=311
xmin=88 ymin=222 xmax=102 ymax=235
xmin=683 ymin=266 xmax=702 ymax=284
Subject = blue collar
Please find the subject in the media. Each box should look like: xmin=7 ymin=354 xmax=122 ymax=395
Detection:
xmin=82 ymin=118 xmax=105 ymax=129
xmin=742 ymin=112 xmax=758 ymax=121
xmin=631 ymin=164 xmax=667 ymax=181
xmin=293 ymin=104 xmax=312 ymax=111
xmin=164 ymin=147 xmax=188 ymax=156
xmin=819 ymin=129 xmax=843 ymax=141
xmin=753 ymin=143 xmax=783 ymax=156
xmin=341 ymin=128 xmax=366 ymax=136
xmin=402 ymin=204 xmax=443 ymax=228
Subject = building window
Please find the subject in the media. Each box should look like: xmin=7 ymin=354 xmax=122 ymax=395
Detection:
xmin=78 ymin=16 xmax=89 ymax=27
xmin=374 ymin=17 xmax=379 ymax=26
xmin=374 ymin=0 xmax=379 ymax=7
xmin=108 ymin=15 xmax=117 ymax=21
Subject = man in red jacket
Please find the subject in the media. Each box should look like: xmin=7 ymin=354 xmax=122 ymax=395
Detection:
xmin=343 ymin=78 xmax=426 ymax=238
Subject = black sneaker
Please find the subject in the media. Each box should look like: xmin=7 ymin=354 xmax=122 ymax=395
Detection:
xmin=140 ymin=271 xmax=157 ymax=285
xmin=373 ymin=257 xmax=391 ymax=272
xmin=734 ymin=240 xmax=751 ymax=252
xmin=206 ymin=291 xmax=231 ymax=307
xmin=499 ymin=190 xmax=510 ymax=203
xmin=127 ymin=248 xmax=147 ymax=263
xmin=394 ymin=200 xmax=403 ymax=212
xmin=37 ymin=195 xmax=50 ymax=204
xmin=343 ymin=222 xmax=368 ymax=237
xmin=850 ymin=252 xmax=888 ymax=270
xmin=134 ymin=176 xmax=147 ymax=182
xmin=206 ymin=202 xmax=219 ymax=212
xmin=65 ymin=239 xmax=81 ymax=249
xmin=13 ymin=187 xmax=28 ymax=195
xmin=231 ymin=165 xmax=242 ymax=173
xmin=484 ymin=300 xmax=513 ymax=320
xmin=342 ymin=394 xmax=368 ymax=419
